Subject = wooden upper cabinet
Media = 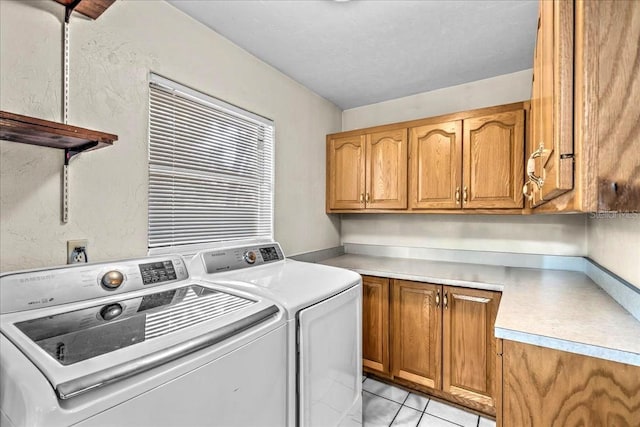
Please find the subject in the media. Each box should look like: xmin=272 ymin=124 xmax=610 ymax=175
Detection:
xmin=527 ymin=0 xmax=574 ymax=207
xmin=325 ymin=102 xmax=527 ymax=213
xmin=362 ymin=276 xmax=391 ymax=377
xmin=463 ymin=110 xmax=524 ymax=209
xmin=443 ymin=286 xmax=501 ymax=408
xmin=366 ymin=129 xmax=408 ymax=209
xmin=327 ymin=135 xmax=366 ymax=210
xmin=409 ymin=121 xmax=462 ymax=209
xmin=529 ymin=0 xmax=640 ymax=213
xmin=392 ymin=280 xmax=442 ymax=389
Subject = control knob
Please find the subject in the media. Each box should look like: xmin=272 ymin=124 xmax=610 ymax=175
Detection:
xmin=100 ymin=303 xmax=123 ymax=321
xmin=101 ymin=270 xmax=124 ymax=290
xmin=243 ymin=250 xmax=257 ymax=264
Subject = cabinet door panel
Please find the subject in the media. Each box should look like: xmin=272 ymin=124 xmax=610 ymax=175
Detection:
xmin=443 ymin=286 xmax=500 ymax=407
xmin=502 ymin=341 xmax=640 ymax=426
xmin=327 ymin=135 xmax=366 ymax=210
xmin=366 ymin=130 xmax=408 ymax=209
xmin=392 ymin=280 xmax=441 ymax=389
xmin=410 ymin=121 xmax=462 ymax=209
xmin=463 ymin=110 xmax=524 ymax=209
xmin=528 ymin=0 xmax=574 ymax=207
xmin=362 ymin=276 xmax=390 ymax=376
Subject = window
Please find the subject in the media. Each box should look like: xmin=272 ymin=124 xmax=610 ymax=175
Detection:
xmin=148 ymin=74 xmax=274 ymax=250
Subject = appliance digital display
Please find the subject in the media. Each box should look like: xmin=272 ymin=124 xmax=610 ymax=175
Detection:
xmin=139 ymin=260 xmax=177 ymax=285
xmin=259 ymin=247 xmax=279 ymax=262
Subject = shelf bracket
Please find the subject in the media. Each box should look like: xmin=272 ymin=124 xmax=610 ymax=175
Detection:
xmin=62 ymin=141 xmax=99 ymax=223
xmin=64 ymin=0 xmax=82 ymax=24
xmin=65 ymin=142 xmax=99 ymax=165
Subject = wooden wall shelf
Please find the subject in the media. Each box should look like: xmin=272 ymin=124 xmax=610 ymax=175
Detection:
xmin=0 ymin=111 xmax=117 ymax=153
xmin=53 ymin=0 xmax=116 ymax=21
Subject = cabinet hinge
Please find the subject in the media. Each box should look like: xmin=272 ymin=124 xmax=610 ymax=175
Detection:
xmin=559 ymin=153 xmax=574 ymax=160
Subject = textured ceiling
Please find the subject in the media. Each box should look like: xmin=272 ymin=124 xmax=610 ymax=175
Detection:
xmin=168 ymin=0 xmax=538 ymax=110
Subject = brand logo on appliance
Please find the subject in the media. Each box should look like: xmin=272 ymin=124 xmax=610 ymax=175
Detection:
xmin=27 ymin=297 xmax=55 ymax=305
xmin=19 ymin=274 xmax=55 ymax=283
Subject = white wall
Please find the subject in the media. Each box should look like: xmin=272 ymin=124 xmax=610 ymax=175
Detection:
xmin=588 ymin=216 xmax=640 ymax=287
xmin=340 ymin=69 xmax=588 ymax=257
xmin=342 ymin=214 xmax=587 ymax=256
xmin=343 ymin=69 xmax=533 ymax=131
xmin=0 ymin=0 xmax=341 ymax=272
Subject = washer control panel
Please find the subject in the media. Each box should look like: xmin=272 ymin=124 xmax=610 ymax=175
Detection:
xmin=0 ymin=255 xmax=190 ymax=314
xmin=203 ymin=243 xmax=285 ymax=274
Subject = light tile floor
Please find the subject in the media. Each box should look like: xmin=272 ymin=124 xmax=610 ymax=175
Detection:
xmin=362 ymin=376 xmax=496 ymax=427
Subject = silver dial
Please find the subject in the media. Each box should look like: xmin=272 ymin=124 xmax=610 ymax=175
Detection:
xmin=101 ymin=270 xmax=124 ymax=290
xmin=243 ymin=250 xmax=257 ymax=264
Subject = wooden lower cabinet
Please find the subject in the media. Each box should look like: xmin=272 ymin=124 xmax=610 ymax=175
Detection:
xmin=443 ymin=287 xmax=501 ymax=408
xmin=362 ymin=276 xmax=390 ymax=377
xmin=363 ymin=277 xmax=501 ymax=415
xmin=498 ymin=340 xmax=640 ymax=427
xmin=391 ymin=280 xmax=442 ymax=389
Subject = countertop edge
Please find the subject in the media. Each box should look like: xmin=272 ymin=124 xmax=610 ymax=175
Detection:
xmin=495 ymin=327 xmax=640 ymax=367
xmin=337 ymin=267 xmax=506 ymax=292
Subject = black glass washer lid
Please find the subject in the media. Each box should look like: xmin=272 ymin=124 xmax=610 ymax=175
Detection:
xmin=15 ymin=284 xmax=256 ymax=366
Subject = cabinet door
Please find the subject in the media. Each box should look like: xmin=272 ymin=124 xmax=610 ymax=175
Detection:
xmin=443 ymin=286 xmax=500 ymax=407
xmin=409 ymin=121 xmax=462 ymax=209
xmin=327 ymin=135 xmax=366 ymax=210
xmin=463 ymin=110 xmax=524 ymax=209
xmin=366 ymin=129 xmax=408 ymax=209
xmin=391 ymin=280 xmax=442 ymax=389
xmin=527 ymin=0 xmax=573 ymax=207
xmin=502 ymin=340 xmax=640 ymax=426
xmin=362 ymin=276 xmax=390 ymax=376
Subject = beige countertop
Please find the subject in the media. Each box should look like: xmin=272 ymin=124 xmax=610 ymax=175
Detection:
xmin=320 ymin=254 xmax=640 ymax=366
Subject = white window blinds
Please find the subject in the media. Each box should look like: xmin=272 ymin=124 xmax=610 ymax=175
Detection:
xmin=148 ymin=74 xmax=274 ymax=249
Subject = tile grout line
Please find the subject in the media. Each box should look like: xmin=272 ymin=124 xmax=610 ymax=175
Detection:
xmin=386 ymin=393 xmax=411 ymax=427
xmin=421 ymin=400 xmax=466 ymax=427
xmin=362 ymin=380 xmax=409 ymax=406
xmin=413 ymin=397 xmax=429 ymax=427
xmin=363 ymin=389 xmax=405 ymax=406
xmin=364 ymin=378 xmax=484 ymax=427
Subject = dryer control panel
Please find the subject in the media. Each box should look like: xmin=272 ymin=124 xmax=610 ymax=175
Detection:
xmin=203 ymin=243 xmax=285 ymax=274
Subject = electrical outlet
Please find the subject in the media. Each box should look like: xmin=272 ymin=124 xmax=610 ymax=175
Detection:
xmin=67 ymin=240 xmax=89 ymax=264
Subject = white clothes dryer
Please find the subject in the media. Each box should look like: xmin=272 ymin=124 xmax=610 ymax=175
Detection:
xmin=189 ymin=242 xmax=363 ymax=427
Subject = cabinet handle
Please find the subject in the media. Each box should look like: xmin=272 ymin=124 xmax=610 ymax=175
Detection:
xmin=365 ymin=193 xmax=370 ymax=203
xmin=359 ymin=193 xmax=364 ymax=204
xmin=525 ymin=142 xmax=545 ymax=191
xmin=435 ymin=290 xmax=440 ymax=308
xmin=523 ymin=181 xmax=534 ymax=201
xmin=462 ymin=187 xmax=468 ymax=204
xmin=443 ymin=291 xmax=448 ymax=309
xmin=455 ymin=187 xmax=460 ymax=204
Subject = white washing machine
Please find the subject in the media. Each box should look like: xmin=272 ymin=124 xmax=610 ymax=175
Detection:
xmin=188 ymin=241 xmax=363 ymax=427
xmin=0 ymin=255 xmax=288 ymax=427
